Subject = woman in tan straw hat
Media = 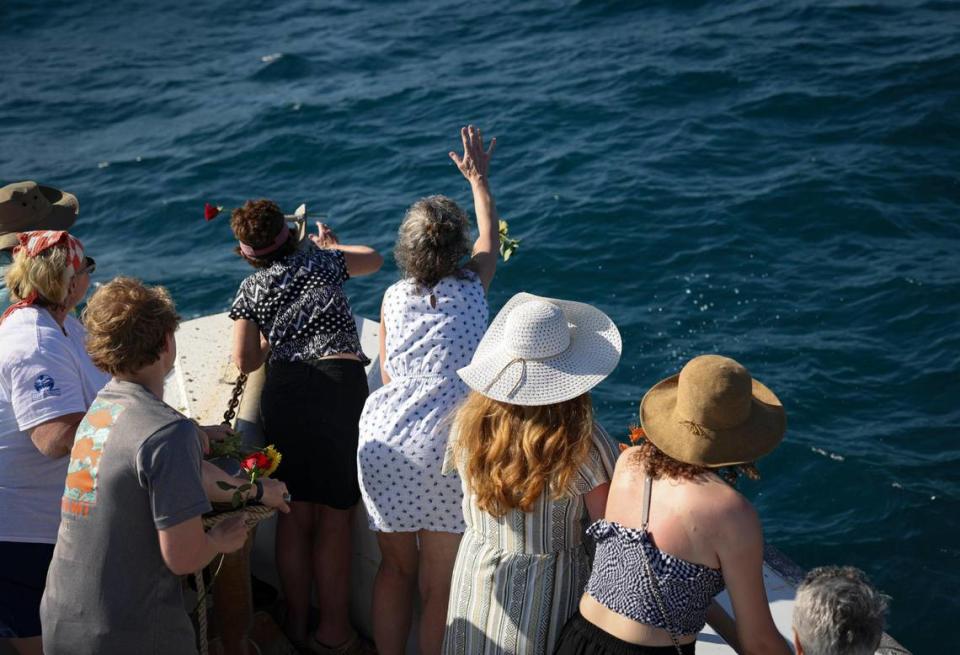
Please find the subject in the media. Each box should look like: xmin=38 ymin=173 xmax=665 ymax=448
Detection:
xmin=442 ymin=292 xmax=623 ymax=655
xmin=554 ymin=354 xmax=791 ymax=655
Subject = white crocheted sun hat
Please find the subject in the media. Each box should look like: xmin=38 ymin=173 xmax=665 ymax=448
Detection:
xmin=458 ymin=292 xmax=622 ymax=406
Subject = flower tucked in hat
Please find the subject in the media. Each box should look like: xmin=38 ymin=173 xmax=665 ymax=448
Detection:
xmin=639 ymin=354 xmax=786 ymax=467
xmin=457 ymin=292 xmax=622 ymax=406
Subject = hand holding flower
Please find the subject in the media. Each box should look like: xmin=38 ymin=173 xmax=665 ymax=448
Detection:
xmin=258 ymin=478 xmax=291 ymax=513
xmin=310 ymin=221 xmax=339 ymax=248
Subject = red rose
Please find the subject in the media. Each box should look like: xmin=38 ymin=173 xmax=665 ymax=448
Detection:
xmin=204 ymin=203 xmax=222 ymax=221
xmin=241 ymin=451 xmax=271 ymax=473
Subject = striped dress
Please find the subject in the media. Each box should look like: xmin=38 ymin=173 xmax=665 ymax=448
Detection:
xmin=442 ymin=424 xmax=618 ymax=655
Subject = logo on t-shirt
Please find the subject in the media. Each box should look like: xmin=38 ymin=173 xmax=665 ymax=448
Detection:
xmin=33 ymin=373 xmax=61 ymax=399
xmin=62 ymin=398 xmax=126 ymax=518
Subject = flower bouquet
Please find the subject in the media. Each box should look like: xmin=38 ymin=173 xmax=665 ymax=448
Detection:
xmin=208 ymin=432 xmax=282 ymax=508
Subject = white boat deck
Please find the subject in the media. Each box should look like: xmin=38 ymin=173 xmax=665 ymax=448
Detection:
xmin=165 ymin=312 xmax=907 ymax=655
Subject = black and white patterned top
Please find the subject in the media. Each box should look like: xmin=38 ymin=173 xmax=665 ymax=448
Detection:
xmin=229 ymin=246 xmax=369 ymax=365
xmin=585 ymin=519 xmax=726 ymax=636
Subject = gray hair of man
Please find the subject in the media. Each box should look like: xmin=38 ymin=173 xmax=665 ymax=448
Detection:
xmin=793 ymin=566 xmax=889 ymax=655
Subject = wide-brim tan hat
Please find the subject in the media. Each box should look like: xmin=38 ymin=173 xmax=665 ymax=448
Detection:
xmin=0 ymin=181 xmax=79 ymax=250
xmin=458 ymin=292 xmax=622 ymax=406
xmin=640 ymin=354 xmax=786 ymax=467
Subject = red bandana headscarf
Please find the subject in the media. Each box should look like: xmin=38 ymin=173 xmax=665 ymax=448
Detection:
xmin=0 ymin=230 xmax=85 ymax=324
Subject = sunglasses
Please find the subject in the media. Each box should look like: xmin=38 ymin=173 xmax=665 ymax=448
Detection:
xmin=77 ymin=256 xmax=96 ymax=276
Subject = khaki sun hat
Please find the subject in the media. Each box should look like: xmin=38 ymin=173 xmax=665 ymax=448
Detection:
xmin=457 ymin=292 xmax=622 ymax=406
xmin=639 ymin=354 xmax=786 ymax=467
xmin=0 ymin=181 xmax=79 ymax=250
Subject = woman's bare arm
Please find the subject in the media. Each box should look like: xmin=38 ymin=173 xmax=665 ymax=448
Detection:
xmin=451 ymin=125 xmax=499 ymax=292
xmin=310 ymin=223 xmax=383 ymax=277
xmin=29 ymin=412 xmax=85 ymax=458
xmin=717 ymin=500 xmax=792 ymax=655
xmin=232 ymin=319 xmax=268 ymax=374
xmin=378 ymin=299 xmax=391 ymax=385
xmin=706 ymin=601 xmax=743 ymax=653
xmin=585 ymin=483 xmax=610 ymax=522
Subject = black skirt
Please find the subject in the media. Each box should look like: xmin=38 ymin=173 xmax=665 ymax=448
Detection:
xmin=554 ymin=611 xmax=696 ymax=655
xmin=260 ymin=358 xmax=369 ymax=509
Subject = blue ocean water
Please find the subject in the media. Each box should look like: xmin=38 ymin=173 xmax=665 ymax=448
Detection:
xmin=2 ymin=0 xmax=958 ymax=649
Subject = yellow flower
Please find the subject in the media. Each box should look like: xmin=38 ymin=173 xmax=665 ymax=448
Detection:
xmin=263 ymin=444 xmax=282 ymax=477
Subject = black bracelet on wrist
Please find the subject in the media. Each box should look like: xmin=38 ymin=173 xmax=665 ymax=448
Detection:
xmin=253 ymin=479 xmax=264 ymax=502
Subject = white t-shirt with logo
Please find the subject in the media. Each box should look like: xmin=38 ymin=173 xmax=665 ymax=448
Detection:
xmin=0 ymin=307 xmax=109 ymax=543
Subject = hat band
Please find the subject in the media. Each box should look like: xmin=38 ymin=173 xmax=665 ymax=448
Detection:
xmin=239 ymin=224 xmax=290 ymax=257
xmin=483 ymin=357 xmax=527 ymax=398
xmin=482 ymin=337 xmax=576 ymax=400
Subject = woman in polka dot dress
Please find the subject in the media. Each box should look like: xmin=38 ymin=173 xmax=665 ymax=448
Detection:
xmin=357 ymin=125 xmax=499 ymax=655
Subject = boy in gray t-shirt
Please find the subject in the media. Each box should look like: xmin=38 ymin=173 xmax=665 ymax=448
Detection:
xmin=40 ymin=278 xmax=288 ymax=655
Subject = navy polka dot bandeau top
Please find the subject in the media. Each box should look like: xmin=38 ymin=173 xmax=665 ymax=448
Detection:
xmin=584 ymin=519 xmax=726 ymax=636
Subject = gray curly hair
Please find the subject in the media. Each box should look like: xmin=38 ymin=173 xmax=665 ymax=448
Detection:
xmin=394 ymin=195 xmax=471 ymax=288
xmin=793 ymin=566 xmax=889 ymax=655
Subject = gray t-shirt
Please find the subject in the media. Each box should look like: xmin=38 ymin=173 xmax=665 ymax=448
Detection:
xmin=41 ymin=379 xmax=212 ymax=655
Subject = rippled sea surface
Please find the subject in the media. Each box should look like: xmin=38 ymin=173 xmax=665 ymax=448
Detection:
xmin=3 ymin=0 xmax=958 ymax=648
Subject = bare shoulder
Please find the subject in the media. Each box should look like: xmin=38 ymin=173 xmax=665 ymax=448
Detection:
xmin=612 ymin=446 xmax=642 ymax=476
xmin=702 ymin=481 xmax=761 ymax=537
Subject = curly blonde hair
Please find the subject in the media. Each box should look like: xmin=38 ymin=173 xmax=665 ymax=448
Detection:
xmin=452 ymin=392 xmax=594 ymax=516
xmin=4 ymin=246 xmax=72 ymax=307
xmin=394 ymin=195 xmax=471 ymax=288
xmin=83 ymin=277 xmax=180 ymax=375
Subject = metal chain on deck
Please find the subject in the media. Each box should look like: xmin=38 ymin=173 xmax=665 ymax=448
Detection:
xmin=221 ymin=372 xmax=248 ymax=427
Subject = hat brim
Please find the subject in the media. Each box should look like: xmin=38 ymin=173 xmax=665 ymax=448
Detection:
xmin=0 ymin=232 xmax=19 ymax=251
xmin=37 ymin=185 xmax=79 ymax=231
xmin=639 ymin=373 xmax=786 ymax=467
xmin=458 ymin=292 xmax=622 ymax=406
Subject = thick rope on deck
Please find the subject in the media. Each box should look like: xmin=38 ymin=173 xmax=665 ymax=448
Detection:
xmin=194 ymin=504 xmax=277 ymax=655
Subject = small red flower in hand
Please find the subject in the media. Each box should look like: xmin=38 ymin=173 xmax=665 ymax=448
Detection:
xmin=204 ymin=203 xmax=223 ymax=221
xmin=241 ymin=451 xmax=271 ymax=475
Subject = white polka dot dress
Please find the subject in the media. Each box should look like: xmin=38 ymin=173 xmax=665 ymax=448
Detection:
xmin=358 ymin=270 xmax=487 ymax=533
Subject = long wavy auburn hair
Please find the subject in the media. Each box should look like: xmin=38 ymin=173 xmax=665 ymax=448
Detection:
xmin=452 ymin=391 xmax=594 ymax=516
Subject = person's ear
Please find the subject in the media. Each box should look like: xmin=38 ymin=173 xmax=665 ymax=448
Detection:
xmin=793 ymin=628 xmax=803 ymax=655
xmin=66 ymin=272 xmax=78 ymax=294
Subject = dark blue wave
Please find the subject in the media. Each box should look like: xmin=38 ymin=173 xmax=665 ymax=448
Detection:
xmin=2 ymin=1 xmax=959 ymax=649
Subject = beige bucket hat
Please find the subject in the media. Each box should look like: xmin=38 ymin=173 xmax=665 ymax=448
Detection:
xmin=0 ymin=181 xmax=79 ymax=251
xmin=640 ymin=354 xmax=786 ymax=467
xmin=457 ymin=292 xmax=622 ymax=406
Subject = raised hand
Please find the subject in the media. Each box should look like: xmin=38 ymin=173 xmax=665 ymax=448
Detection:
xmin=310 ymin=221 xmax=339 ymax=248
xmin=450 ymin=125 xmax=496 ymax=188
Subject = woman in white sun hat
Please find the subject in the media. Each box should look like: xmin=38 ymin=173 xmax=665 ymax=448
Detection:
xmin=441 ymin=292 xmax=622 ymax=655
